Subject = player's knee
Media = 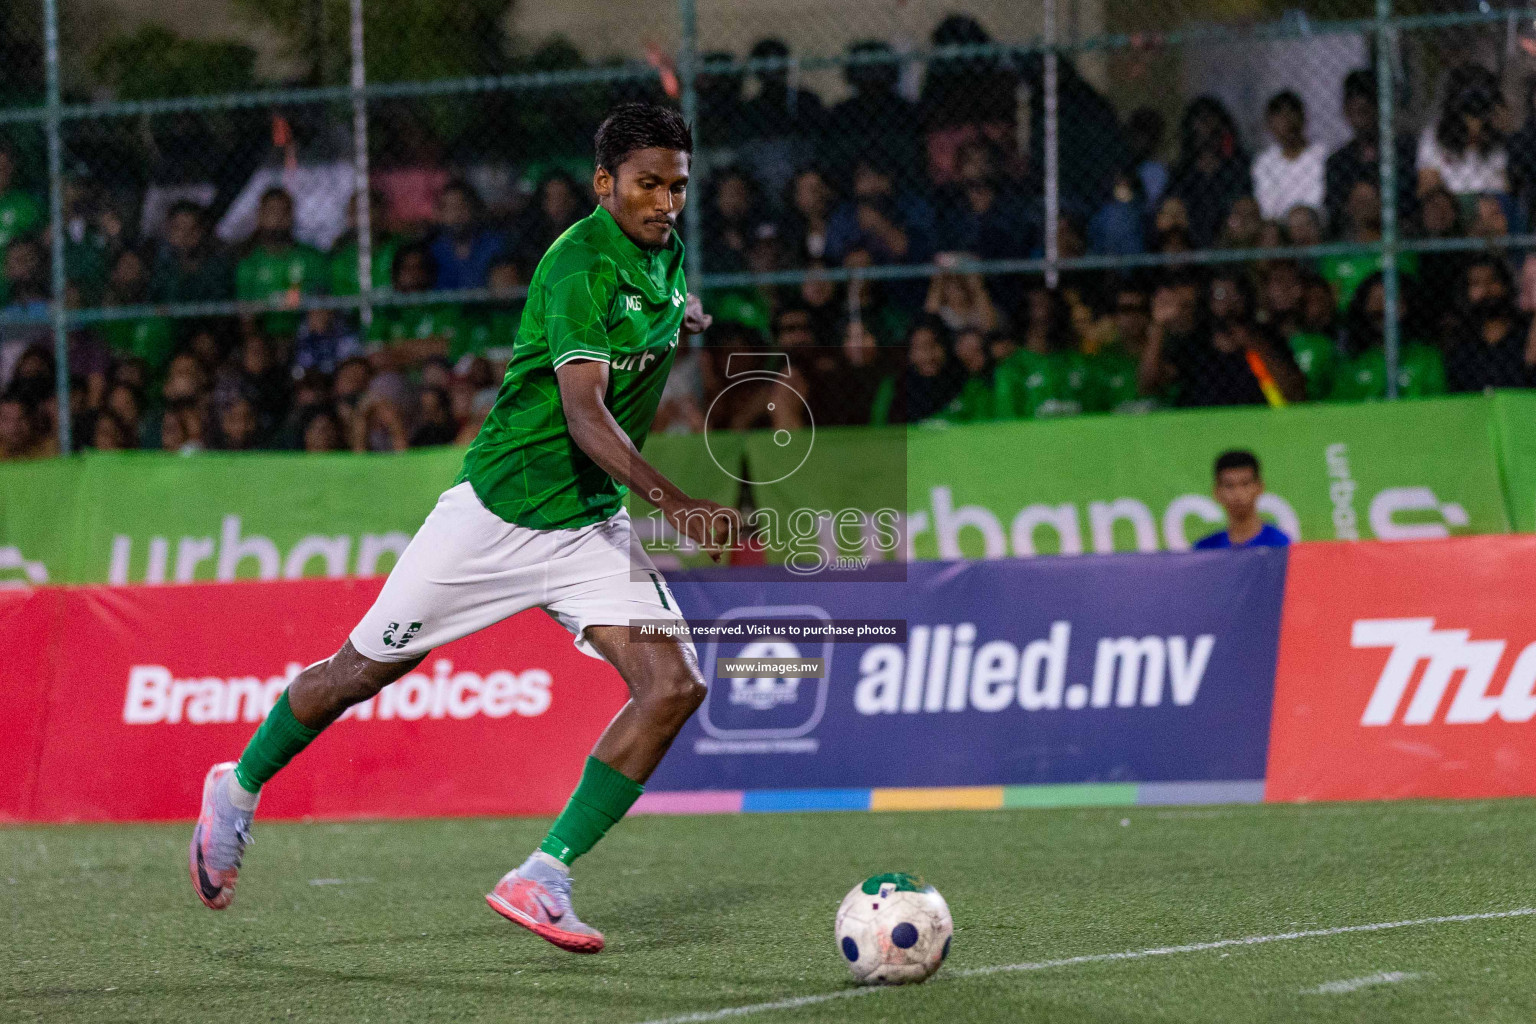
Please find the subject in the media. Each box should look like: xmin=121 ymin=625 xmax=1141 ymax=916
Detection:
xmin=647 ymin=669 xmax=705 ymax=720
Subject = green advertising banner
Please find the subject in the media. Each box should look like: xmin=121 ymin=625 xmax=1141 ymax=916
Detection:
xmin=1491 ymin=391 xmax=1536 ymax=533
xmin=0 ymin=436 xmax=743 ymax=586
xmin=2 ymin=394 xmax=1531 ymax=585
xmin=745 ymin=395 xmax=1515 ymax=562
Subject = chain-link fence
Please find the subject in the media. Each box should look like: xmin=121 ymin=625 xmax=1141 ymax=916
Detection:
xmin=2 ymin=0 xmax=1535 ymax=457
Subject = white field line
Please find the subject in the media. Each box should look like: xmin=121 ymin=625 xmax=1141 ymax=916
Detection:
xmin=1305 ymin=971 xmax=1421 ymax=995
xmin=636 ymin=908 xmax=1535 ymax=1024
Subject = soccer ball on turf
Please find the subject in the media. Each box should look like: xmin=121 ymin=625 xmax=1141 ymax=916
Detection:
xmin=835 ymin=873 xmax=953 ymax=984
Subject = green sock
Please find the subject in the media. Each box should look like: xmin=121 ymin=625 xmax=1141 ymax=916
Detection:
xmin=538 ymin=757 xmax=644 ymax=866
xmin=232 ymin=691 xmax=321 ymax=794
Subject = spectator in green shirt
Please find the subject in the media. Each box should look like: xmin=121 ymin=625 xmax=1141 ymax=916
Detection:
xmin=59 ymin=177 xmax=123 ymax=303
xmin=1331 ymin=271 xmax=1446 ymax=400
xmin=994 ymin=285 xmax=1091 ymax=419
xmin=1318 ymin=179 xmax=1418 ymax=311
xmin=234 ymin=187 xmax=328 ymax=342
xmin=456 ymin=256 xmax=524 ymax=367
xmin=329 ymin=190 xmax=398 ymax=299
xmin=149 ymin=201 xmax=233 ymax=305
xmin=934 ymin=327 xmax=997 ymax=423
xmin=1262 ymin=260 xmax=1336 ymax=399
xmin=1088 ymin=278 xmax=1159 ymax=413
xmin=0 ymin=143 xmax=43 ymax=256
xmin=367 ymin=243 xmax=461 ymax=370
xmin=100 ymin=248 xmax=176 ymax=373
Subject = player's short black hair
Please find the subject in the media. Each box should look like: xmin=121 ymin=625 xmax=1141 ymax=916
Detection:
xmin=594 ymin=103 xmax=693 ymax=174
xmin=1214 ymin=449 xmax=1261 ymax=479
xmin=1265 ymin=90 xmax=1305 ymax=118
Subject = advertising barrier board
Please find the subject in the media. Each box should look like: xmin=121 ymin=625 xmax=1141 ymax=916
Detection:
xmin=9 ymin=537 xmax=1536 ymax=823
xmin=1 ymin=579 xmax=629 ymax=822
xmin=649 ymin=549 xmax=1287 ymax=792
xmin=1266 ymin=536 xmax=1536 ymax=802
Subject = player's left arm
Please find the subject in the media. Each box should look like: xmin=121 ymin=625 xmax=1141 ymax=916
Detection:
xmin=556 ymin=356 xmax=737 ymax=561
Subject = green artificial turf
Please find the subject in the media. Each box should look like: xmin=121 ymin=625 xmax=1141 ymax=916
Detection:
xmin=3 ymin=800 xmax=1535 ymax=1022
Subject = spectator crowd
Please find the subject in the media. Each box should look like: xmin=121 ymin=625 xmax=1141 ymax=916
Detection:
xmin=4 ymin=15 xmax=1536 ymax=461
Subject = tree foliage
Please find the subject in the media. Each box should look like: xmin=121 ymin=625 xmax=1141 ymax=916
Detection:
xmin=228 ymin=0 xmax=514 ymax=85
xmin=92 ymin=26 xmax=257 ymax=100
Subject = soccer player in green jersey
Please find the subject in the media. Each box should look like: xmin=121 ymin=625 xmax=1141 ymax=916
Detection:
xmin=190 ymin=104 xmax=739 ymax=954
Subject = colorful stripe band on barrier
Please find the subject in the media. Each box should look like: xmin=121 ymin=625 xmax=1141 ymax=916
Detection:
xmin=631 ymin=781 xmax=1265 ymax=816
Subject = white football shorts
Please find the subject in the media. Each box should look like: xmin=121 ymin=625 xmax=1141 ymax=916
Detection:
xmin=349 ymin=481 xmax=691 ymax=665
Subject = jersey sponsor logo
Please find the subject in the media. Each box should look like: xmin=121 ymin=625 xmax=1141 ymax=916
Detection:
xmin=382 ymin=620 xmax=423 ymax=649
xmin=1353 ymin=617 xmax=1536 ymax=726
xmin=611 ymin=350 xmax=660 ymax=372
xmin=121 ymin=658 xmax=552 ymax=725
xmin=622 ymin=294 xmax=642 ymax=312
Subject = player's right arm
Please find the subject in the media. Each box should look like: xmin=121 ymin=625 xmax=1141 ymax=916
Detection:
xmin=542 ymin=247 xmax=738 ymax=560
xmin=556 ymin=358 xmax=738 ymax=560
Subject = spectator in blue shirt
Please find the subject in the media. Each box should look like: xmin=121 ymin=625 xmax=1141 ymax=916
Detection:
xmin=1194 ymin=449 xmax=1292 ymax=549
xmin=428 ymin=179 xmax=506 ymax=291
xmin=825 ymin=156 xmax=935 ymax=267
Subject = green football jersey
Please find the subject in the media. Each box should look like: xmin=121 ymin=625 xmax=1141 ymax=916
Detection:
xmin=1287 ymin=331 xmax=1337 ymax=400
xmin=0 ymin=190 xmax=43 ymax=250
xmin=1330 ymin=343 xmax=1446 ymax=402
xmin=934 ymin=374 xmax=996 ymax=424
xmin=236 ymin=243 xmax=328 ymax=337
xmin=707 ymin=287 xmax=771 ymax=334
xmin=459 ymin=206 xmax=686 ymax=529
xmin=101 ymin=316 xmax=176 ymax=371
xmin=993 ymin=349 xmax=1090 ymax=419
xmin=1317 ymin=251 xmax=1418 ymax=311
xmin=457 ymin=305 xmax=524 ymax=362
xmin=329 ymin=238 xmax=398 ymax=297
xmin=1085 ymin=348 xmax=1154 ymax=414
xmin=367 ymin=304 xmax=461 ymax=347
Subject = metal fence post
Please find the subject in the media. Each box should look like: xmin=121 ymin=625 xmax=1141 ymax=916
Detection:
xmin=1375 ymin=0 xmax=1401 ymax=399
xmin=350 ymin=0 xmax=374 ymax=328
xmin=677 ymin=0 xmax=703 ymax=290
xmin=43 ymin=0 xmax=70 ymax=454
xmin=1043 ymin=0 xmax=1060 ymax=290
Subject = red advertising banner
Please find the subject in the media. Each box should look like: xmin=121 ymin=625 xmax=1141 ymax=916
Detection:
xmin=3 ymin=578 xmax=628 ymax=823
xmin=0 ymin=588 xmax=59 ymax=819
xmin=1266 ymin=536 xmax=1536 ymax=802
